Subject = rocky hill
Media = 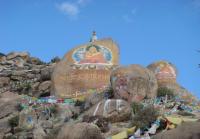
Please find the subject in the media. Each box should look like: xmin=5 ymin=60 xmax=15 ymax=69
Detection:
xmin=0 ymin=50 xmax=199 ymax=139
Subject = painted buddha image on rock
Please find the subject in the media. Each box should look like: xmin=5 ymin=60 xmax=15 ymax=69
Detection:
xmin=72 ymin=44 xmax=112 ymax=65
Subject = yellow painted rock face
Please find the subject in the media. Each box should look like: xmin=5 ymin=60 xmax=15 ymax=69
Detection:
xmin=51 ymin=39 xmax=119 ymax=99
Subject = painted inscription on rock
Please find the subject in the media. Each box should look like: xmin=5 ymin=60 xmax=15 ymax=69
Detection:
xmin=62 ymin=69 xmax=111 ymax=98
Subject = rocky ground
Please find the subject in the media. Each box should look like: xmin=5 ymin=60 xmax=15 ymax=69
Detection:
xmin=0 ymin=52 xmax=200 ymax=139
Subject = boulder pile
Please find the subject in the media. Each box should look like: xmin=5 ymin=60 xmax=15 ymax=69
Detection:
xmin=0 ymin=52 xmax=59 ymax=97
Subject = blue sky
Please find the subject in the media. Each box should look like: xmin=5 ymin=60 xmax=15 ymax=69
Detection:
xmin=0 ymin=0 xmax=200 ymax=98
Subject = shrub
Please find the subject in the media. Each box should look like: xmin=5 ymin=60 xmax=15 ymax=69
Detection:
xmin=17 ymin=82 xmax=31 ymax=92
xmin=4 ymin=136 xmax=17 ymax=139
xmin=16 ymin=103 xmax=24 ymax=112
xmin=177 ymin=111 xmax=195 ymax=117
xmin=132 ymin=105 xmax=159 ymax=130
xmin=131 ymin=102 xmax=143 ymax=114
xmin=75 ymin=100 xmax=85 ymax=106
xmin=49 ymin=105 xmax=58 ymax=114
xmin=82 ymin=115 xmax=109 ymax=133
xmin=8 ymin=115 xmax=19 ymax=128
xmin=51 ymin=56 xmax=60 ymax=63
xmin=157 ymin=87 xmax=175 ymax=99
xmin=44 ymin=126 xmax=61 ymax=139
xmin=75 ymin=100 xmax=86 ymax=113
xmin=71 ymin=111 xmax=79 ymax=120
xmin=157 ymin=119 xmax=167 ymax=132
xmin=104 ymin=87 xmax=114 ymax=99
xmin=22 ymin=82 xmax=31 ymax=90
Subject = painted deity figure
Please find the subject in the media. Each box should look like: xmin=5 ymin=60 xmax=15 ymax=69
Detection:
xmin=79 ymin=45 xmax=107 ymax=64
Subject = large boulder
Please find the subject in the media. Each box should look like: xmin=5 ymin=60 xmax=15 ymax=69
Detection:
xmin=57 ymin=122 xmax=105 ymax=139
xmin=53 ymin=104 xmax=80 ymax=123
xmin=0 ymin=92 xmax=21 ymax=119
xmin=41 ymin=67 xmax=53 ymax=81
xmin=12 ymin=57 xmax=26 ymax=67
xmin=52 ymin=38 xmax=119 ymax=99
xmin=147 ymin=61 xmax=177 ymax=85
xmin=84 ymin=92 xmax=105 ymax=109
xmin=0 ymin=77 xmax=10 ymax=88
xmin=111 ymin=65 xmax=158 ymax=102
xmin=0 ymin=92 xmax=21 ymax=136
xmin=152 ymin=121 xmax=200 ymax=139
xmin=6 ymin=52 xmax=29 ymax=60
xmin=33 ymin=125 xmax=47 ymax=139
xmin=0 ymin=52 xmax=6 ymax=62
xmin=84 ymin=99 xmax=132 ymax=123
xmin=18 ymin=109 xmax=38 ymax=130
xmin=37 ymin=81 xmax=52 ymax=97
xmin=0 ymin=116 xmax=12 ymax=136
xmin=0 ymin=52 xmax=5 ymax=57
xmin=27 ymin=57 xmax=44 ymax=65
xmin=147 ymin=61 xmax=195 ymax=101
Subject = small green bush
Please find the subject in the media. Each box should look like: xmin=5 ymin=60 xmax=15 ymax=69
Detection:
xmin=49 ymin=105 xmax=58 ymax=114
xmin=132 ymin=105 xmax=159 ymax=130
xmin=51 ymin=56 xmax=60 ymax=63
xmin=15 ymin=103 xmax=24 ymax=112
xmin=131 ymin=102 xmax=143 ymax=114
xmin=8 ymin=116 xmax=19 ymax=128
xmin=17 ymin=82 xmax=31 ymax=92
xmin=104 ymin=87 xmax=114 ymax=99
xmin=157 ymin=87 xmax=175 ymax=99
xmin=177 ymin=111 xmax=195 ymax=117
xmin=4 ymin=135 xmax=17 ymax=139
xmin=22 ymin=82 xmax=31 ymax=90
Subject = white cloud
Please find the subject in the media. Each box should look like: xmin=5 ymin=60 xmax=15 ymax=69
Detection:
xmin=56 ymin=0 xmax=91 ymax=19
xmin=122 ymin=15 xmax=133 ymax=23
xmin=131 ymin=8 xmax=137 ymax=15
xmin=123 ymin=8 xmax=137 ymax=23
xmin=77 ymin=0 xmax=90 ymax=6
xmin=56 ymin=2 xmax=79 ymax=17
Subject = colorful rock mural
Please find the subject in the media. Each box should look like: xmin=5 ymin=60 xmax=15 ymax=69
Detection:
xmin=155 ymin=63 xmax=176 ymax=80
xmin=72 ymin=44 xmax=112 ymax=65
xmin=147 ymin=61 xmax=177 ymax=84
xmin=63 ymin=38 xmax=119 ymax=66
xmin=52 ymin=36 xmax=119 ymax=99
